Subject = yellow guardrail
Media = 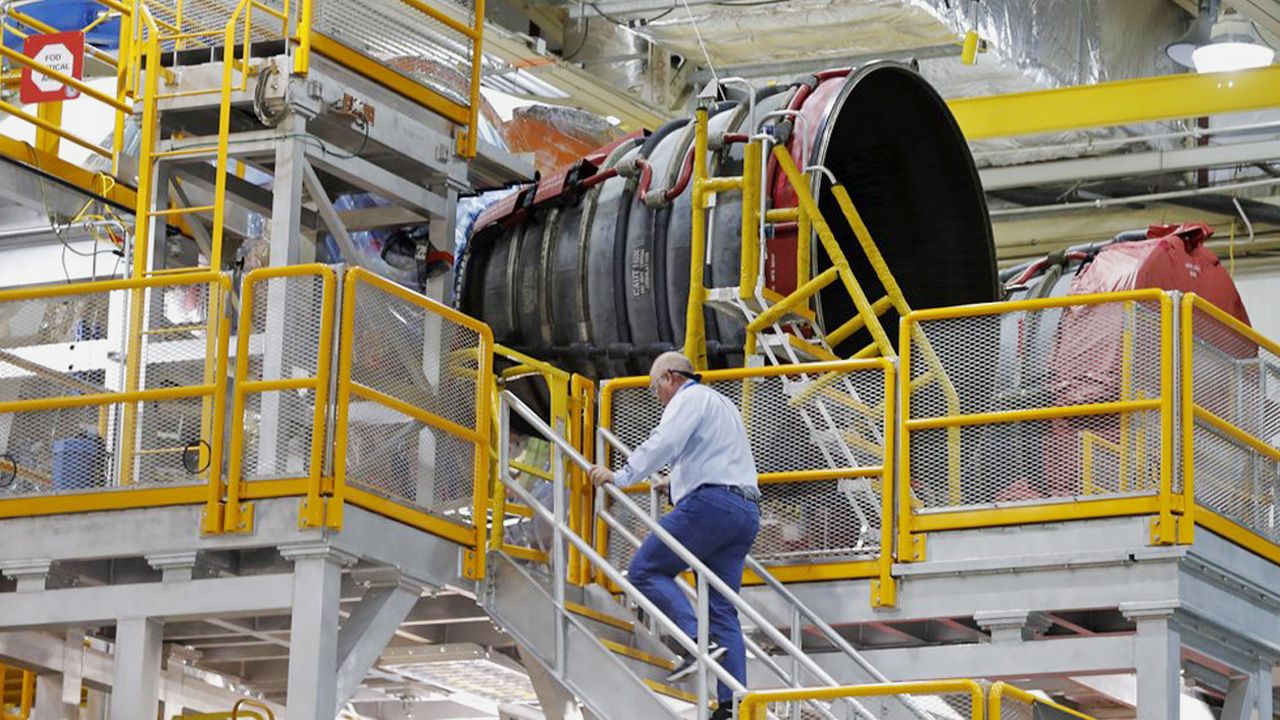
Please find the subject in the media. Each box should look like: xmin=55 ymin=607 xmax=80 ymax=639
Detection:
xmin=331 ymin=267 xmax=494 ymax=578
xmin=487 ymin=343 xmax=580 ymax=574
xmin=897 ymin=289 xmax=1180 ymax=554
xmin=987 ymin=681 xmax=1095 ymax=719
xmin=738 ymin=680 xmax=1097 ymax=719
xmin=737 ymin=679 xmax=987 ymax=720
xmin=294 ymin=0 xmax=487 ymax=157
xmin=0 ymin=272 xmax=231 ymax=525
xmin=1181 ymin=293 xmax=1280 ymax=560
xmin=223 ymin=264 xmax=338 ymax=532
xmin=597 ymin=359 xmax=897 ymax=598
xmin=0 ymin=663 xmax=35 ymax=720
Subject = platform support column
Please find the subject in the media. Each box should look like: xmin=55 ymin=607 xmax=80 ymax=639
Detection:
xmin=281 ymin=543 xmax=354 ymax=720
xmin=1123 ymin=602 xmax=1180 ymax=720
xmin=109 ymin=618 xmax=164 ymax=720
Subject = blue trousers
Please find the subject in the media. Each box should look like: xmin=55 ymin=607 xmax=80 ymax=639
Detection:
xmin=627 ymin=485 xmax=760 ymax=702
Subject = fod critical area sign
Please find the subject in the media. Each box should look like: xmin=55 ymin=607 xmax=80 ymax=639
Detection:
xmin=20 ymin=31 xmax=85 ymax=104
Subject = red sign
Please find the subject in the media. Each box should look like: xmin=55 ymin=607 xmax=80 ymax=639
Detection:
xmin=20 ymin=31 xmax=85 ymax=104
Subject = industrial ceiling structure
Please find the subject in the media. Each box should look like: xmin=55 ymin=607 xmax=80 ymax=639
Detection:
xmin=471 ymin=0 xmax=1280 ymax=271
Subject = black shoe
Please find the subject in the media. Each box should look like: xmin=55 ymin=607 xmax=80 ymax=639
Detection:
xmin=710 ymin=705 xmax=733 ymax=720
xmin=665 ymin=642 xmax=727 ymax=682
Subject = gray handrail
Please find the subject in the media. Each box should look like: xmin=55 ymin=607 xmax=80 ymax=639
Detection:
xmin=598 ymin=427 xmax=932 ymax=720
xmin=499 ymin=391 xmax=747 ymax=713
xmin=597 ymin=503 xmax=842 ymax=720
xmin=580 ymin=430 xmax=876 ymax=720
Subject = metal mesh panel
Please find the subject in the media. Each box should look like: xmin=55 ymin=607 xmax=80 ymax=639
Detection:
xmin=343 ymin=402 xmax=476 ymax=522
xmin=909 ymin=411 xmax=1162 ymax=509
xmin=349 ymin=280 xmax=479 ymax=432
xmin=312 ymin=0 xmax=478 ymax=106
xmin=244 ymin=274 xmax=326 ymax=383
xmin=340 ymin=276 xmax=484 ymax=527
xmin=145 ymin=0 xmax=289 ymax=51
xmin=237 ymin=273 xmax=329 ymax=482
xmin=907 ymin=300 xmax=1163 ymax=418
xmin=239 ymin=389 xmax=319 ymax=480
xmin=1189 ymin=304 xmax=1280 ymax=542
xmin=906 ymin=299 xmax=1165 ymax=511
xmin=0 ymin=279 xmax=222 ymax=498
xmin=604 ymin=366 xmax=888 ymax=567
xmin=0 ymin=406 xmax=114 ymax=495
xmin=752 ymin=691 xmax=980 ymax=720
xmin=996 ymin=695 xmax=1033 ymax=720
xmin=131 ymin=395 xmax=211 ymax=486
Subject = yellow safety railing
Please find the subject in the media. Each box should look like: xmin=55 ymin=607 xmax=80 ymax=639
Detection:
xmin=223 ymin=264 xmax=338 ymax=532
xmin=987 ymin=681 xmax=1095 ymax=719
xmin=739 ymin=680 xmax=1097 ymax=719
xmin=0 ymin=0 xmax=132 ymax=172
xmin=331 ymin=267 xmax=494 ymax=578
xmin=0 ymin=664 xmax=35 ymax=720
xmin=1181 ymin=293 xmax=1280 ymax=559
xmin=487 ymin=344 xmax=587 ymax=575
xmin=738 ymin=679 xmax=986 ymax=720
xmin=596 ymin=359 xmax=897 ymax=598
xmin=0 ymin=272 xmax=231 ymax=523
xmin=897 ymin=289 xmax=1178 ymax=554
xmin=292 ymin=0 xmax=487 ymax=156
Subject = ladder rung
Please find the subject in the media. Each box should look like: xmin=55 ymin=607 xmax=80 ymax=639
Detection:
xmin=698 ymin=176 xmax=742 ymax=194
xmin=150 ymin=205 xmax=215 ymax=217
xmin=765 ymin=207 xmax=799 ymax=223
xmin=152 ymin=146 xmax=217 ymax=159
xmin=826 ymin=296 xmax=895 ymax=347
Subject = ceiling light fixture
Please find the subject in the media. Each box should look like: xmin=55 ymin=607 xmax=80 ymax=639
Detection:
xmin=1191 ymin=14 xmax=1276 ymax=73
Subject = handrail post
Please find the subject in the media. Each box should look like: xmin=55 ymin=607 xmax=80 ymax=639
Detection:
xmin=696 ymin=572 xmax=710 ymax=720
xmin=552 ymin=433 xmax=567 ymax=677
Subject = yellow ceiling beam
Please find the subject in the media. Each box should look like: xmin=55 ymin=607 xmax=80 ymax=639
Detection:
xmin=948 ymin=64 xmax=1280 ymax=140
xmin=0 ymin=134 xmax=136 ymax=211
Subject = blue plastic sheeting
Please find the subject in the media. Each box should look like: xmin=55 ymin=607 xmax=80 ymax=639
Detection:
xmin=3 ymin=1 xmax=121 ymax=51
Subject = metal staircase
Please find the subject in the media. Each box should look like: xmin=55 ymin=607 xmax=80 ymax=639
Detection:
xmin=483 ymin=390 xmax=925 ymax=720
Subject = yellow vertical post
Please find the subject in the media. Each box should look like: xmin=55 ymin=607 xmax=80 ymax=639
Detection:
xmin=795 ymin=204 xmax=811 ymax=289
xmin=738 ymin=139 xmax=761 ymax=299
xmin=119 ymin=14 xmax=161 ymax=487
xmin=328 ymin=270 xmax=361 ymax=532
xmin=18 ymin=671 xmax=32 ymax=717
xmin=34 ymin=102 xmax=63 ymax=155
xmin=301 ymin=267 xmax=338 ymax=528
xmin=683 ymin=106 xmax=710 ymax=370
xmin=201 ymin=280 xmax=233 ymax=533
xmin=467 ymin=312 xmax=495 ymax=580
xmin=872 ymin=359 xmax=897 ymax=607
xmin=490 ymin=390 xmax=506 ymax=552
xmin=292 ymin=0 xmax=313 ymax=74
xmin=113 ymin=5 xmax=132 ymax=175
xmin=896 ymin=318 xmax=919 ymax=561
xmin=222 ymin=272 xmax=258 ymax=532
xmin=1154 ymin=293 xmax=1176 ymax=544
xmin=1178 ymin=295 xmax=1197 ymax=543
xmin=462 ymin=0 xmax=486 ymax=157
xmin=209 ymin=0 xmax=252 ymax=275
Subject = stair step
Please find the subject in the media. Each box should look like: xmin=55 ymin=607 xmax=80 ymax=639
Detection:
xmin=565 ymin=600 xmax=635 ymax=633
xmin=599 ymin=637 xmax=677 ymax=671
xmin=704 ymin=287 xmax=817 ymax=326
xmin=759 ymin=331 xmax=837 ymax=362
xmin=643 ymin=678 xmax=702 ymax=705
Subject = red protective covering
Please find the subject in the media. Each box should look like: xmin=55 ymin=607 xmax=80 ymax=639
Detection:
xmin=1032 ymin=223 xmax=1251 ymax=500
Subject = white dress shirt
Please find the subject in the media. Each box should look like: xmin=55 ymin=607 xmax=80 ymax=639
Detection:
xmin=612 ymin=381 xmax=758 ymax=504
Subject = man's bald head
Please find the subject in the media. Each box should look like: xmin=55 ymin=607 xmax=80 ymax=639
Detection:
xmin=650 ymin=351 xmax=694 ymax=381
xmin=649 ymin=352 xmax=696 ymax=406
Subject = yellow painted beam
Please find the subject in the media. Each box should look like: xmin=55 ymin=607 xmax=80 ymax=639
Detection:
xmin=949 ymin=65 xmax=1280 ymax=140
xmin=0 ymin=134 xmax=135 ymax=210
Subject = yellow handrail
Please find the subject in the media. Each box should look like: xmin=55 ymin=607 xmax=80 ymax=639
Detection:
xmin=738 ymin=679 xmax=986 ymax=720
